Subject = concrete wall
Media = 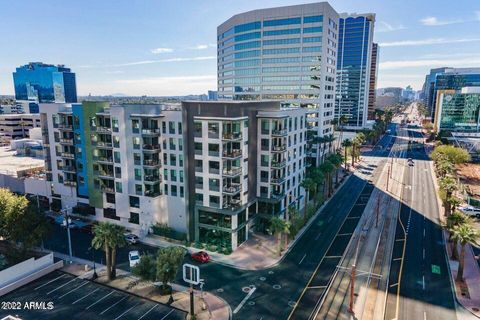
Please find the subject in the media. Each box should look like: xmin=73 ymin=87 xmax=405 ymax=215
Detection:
xmin=0 ymin=174 xmax=25 ymax=193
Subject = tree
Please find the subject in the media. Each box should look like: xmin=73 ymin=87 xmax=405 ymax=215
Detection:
xmin=156 ymin=246 xmax=185 ymax=291
xmin=309 ymin=167 xmax=325 ymax=197
xmin=319 ymin=160 xmax=335 ymax=197
xmin=436 ymin=158 xmax=454 ymax=178
xmin=300 ymin=178 xmax=316 ymax=222
xmin=444 ymin=211 xmax=468 ymax=260
xmin=327 ymin=153 xmax=343 ymax=186
xmin=431 ymin=145 xmax=471 ymax=165
xmin=92 ymin=222 xmax=126 ymax=281
xmin=0 ymin=189 xmax=51 ymax=259
xmin=342 ymin=139 xmax=352 ymax=171
xmin=269 ymin=217 xmax=290 ymax=256
xmin=439 ymin=176 xmax=458 ymax=216
xmin=450 ymin=223 xmax=479 ymax=281
xmin=132 ymin=254 xmax=157 ymax=282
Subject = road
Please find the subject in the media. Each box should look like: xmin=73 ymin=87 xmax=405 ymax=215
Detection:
xmin=43 ymin=132 xmax=396 ymax=320
xmin=384 ymin=104 xmax=457 ymax=320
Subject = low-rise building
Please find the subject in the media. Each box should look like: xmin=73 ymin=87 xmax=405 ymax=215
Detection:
xmin=0 ymin=113 xmax=41 ymax=143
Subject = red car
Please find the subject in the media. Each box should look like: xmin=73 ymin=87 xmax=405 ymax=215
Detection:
xmin=191 ymin=251 xmax=210 ymax=263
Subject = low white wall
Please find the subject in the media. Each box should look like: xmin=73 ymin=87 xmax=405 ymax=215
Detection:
xmin=0 ymin=253 xmax=63 ymax=296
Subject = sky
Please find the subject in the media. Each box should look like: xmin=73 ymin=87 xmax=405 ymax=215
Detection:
xmin=0 ymin=0 xmax=479 ymax=96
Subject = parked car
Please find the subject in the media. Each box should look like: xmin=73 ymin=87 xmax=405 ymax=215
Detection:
xmin=459 ymin=206 xmax=480 ymax=218
xmin=129 ymin=250 xmax=140 ymax=268
xmin=125 ymin=233 xmax=139 ymax=245
xmin=407 ymin=158 xmax=414 ymax=166
xmin=191 ymin=251 xmax=210 ymax=263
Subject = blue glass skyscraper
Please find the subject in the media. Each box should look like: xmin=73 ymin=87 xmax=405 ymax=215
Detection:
xmin=13 ymin=62 xmax=77 ymax=103
xmin=335 ymin=13 xmax=375 ymax=129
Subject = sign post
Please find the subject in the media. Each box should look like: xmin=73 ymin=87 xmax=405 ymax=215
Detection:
xmin=183 ymin=264 xmax=201 ymax=318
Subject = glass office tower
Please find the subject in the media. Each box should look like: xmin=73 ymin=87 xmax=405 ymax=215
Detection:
xmin=13 ymin=62 xmax=77 ymax=103
xmin=436 ymin=88 xmax=480 ymax=132
xmin=335 ymin=13 xmax=375 ymax=129
xmin=217 ymin=2 xmax=340 ymax=164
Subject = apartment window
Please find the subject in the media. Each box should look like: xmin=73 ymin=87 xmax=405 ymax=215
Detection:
xmin=164 ymin=169 xmax=168 ymax=181
xmin=194 ymin=142 xmax=202 ymax=155
xmin=208 ymin=144 xmax=220 ymax=157
xmin=115 ymin=167 xmax=122 ymax=179
xmin=209 ymin=196 xmax=220 ymax=208
xmin=106 ymin=193 xmax=115 ymax=204
xmin=195 ymin=159 xmax=203 ymax=172
xmin=168 ymin=154 xmax=175 ymax=166
xmin=179 ymin=138 xmax=183 ymax=151
xmin=180 ymin=186 xmax=184 ymax=198
xmin=134 ymin=168 xmax=142 ymax=181
xmin=194 ymin=122 xmax=202 ymax=137
xmin=115 ymin=182 xmax=122 ymax=193
xmin=113 ymin=136 xmax=120 ymax=148
xmin=134 ymin=153 xmax=141 ymax=165
xmin=171 ymin=185 xmax=178 ymax=197
xmin=135 ymin=184 xmax=142 ymax=195
xmin=133 ymin=137 xmax=141 ymax=149
xmin=195 ymin=193 xmax=203 ymax=204
xmin=260 ymin=186 xmax=268 ymax=197
xmin=162 ymin=139 xmax=167 ymax=150
xmin=162 ymin=121 xmax=166 ymax=134
xmin=112 ymin=118 xmax=119 ymax=132
xmin=129 ymin=196 xmax=140 ymax=208
xmin=171 ymin=170 xmax=177 ymax=182
xmin=295 ymin=117 xmax=298 ymax=130
xmin=261 ymin=139 xmax=269 ymax=151
xmin=261 ymin=155 xmax=269 ymax=167
xmin=132 ymin=119 xmax=140 ymax=133
xmin=208 ymin=122 xmax=219 ymax=139
xmin=261 ymin=120 xmax=270 ymax=135
xmin=114 ymin=151 xmax=121 ymax=164
xmin=209 ymin=178 xmax=220 ymax=192
xmin=179 ymin=155 xmax=184 ymax=167
xmin=169 ymin=138 xmax=176 ymax=150
xmin=260 ymin=170 xmax=269 ymax=183
xmin=163 ymin=153 xmax=167 ymax=165
xmin=209 ymin=161 xmax=220 ymax=174
xmin=129 ymin=212 xmax=139 ymax=224
xmin=195 ymin=176 xmax=203 ymax=189
xmin=178 ymin=122 xmax=182 ymax=134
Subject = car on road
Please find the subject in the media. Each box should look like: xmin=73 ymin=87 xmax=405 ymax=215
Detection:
xmin=129 ymin=250 xmax=140 ymax=267
xmin=407 ymin=158 xmax=414 ymax=166
xmin=125 ymin=233 xmax=139 ymax=245
xmin=459 ymin=205 xmax=480 ymax=218
xmin=191 ymin=251 xmax=210 ymax=263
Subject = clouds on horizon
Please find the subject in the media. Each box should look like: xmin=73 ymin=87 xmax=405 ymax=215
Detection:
xmin=379 ymin=37 xmax=480 ymax=47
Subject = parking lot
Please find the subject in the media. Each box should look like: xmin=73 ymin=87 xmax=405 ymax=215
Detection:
xmin=0 ymin=271 xmax=186 ymax=320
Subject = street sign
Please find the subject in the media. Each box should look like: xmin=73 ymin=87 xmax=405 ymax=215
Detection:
xmin=183 ymin=263 xmax=200 ymax=285
xmin=431 ymin=264 xmax=441 ymax=275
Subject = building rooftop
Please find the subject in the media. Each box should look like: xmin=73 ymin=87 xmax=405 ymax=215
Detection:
xmin=0 ymin=146 xmax=45 ymax=178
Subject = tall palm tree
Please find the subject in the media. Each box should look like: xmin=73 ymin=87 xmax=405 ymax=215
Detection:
xmin=439 ymin=176 xmax=458 ymax=216
xmin=270 ymin=217 xmax=290 ymax=256
xmin=327 ymin=153 xmax=343 ymax=186
xmin=92 ymin=222 xmax=126 ymax=280
xmin=436 ymin=159 xmax=454 ymax=178
xmin=342 ymin=139 xmax=352 ymax=171
xmin=444 ymin=211 xmax=468 ymax=260
xmin=320 ymin=160 xmax=335 ymax=197
xmin=300 ymin=178 xmax=316 ymax=222
xmin=450 ymin=223 xmax=479 ymax=281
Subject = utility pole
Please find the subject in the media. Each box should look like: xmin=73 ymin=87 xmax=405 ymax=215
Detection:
xmin=63 ymin=206 xmax=73 ymax=260
xmin=189 ymin=285 xmax=195 ymax=317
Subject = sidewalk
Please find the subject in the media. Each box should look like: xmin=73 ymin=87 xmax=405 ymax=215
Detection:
xmin=142 ymin=169 xmax=353 ymax=271
xmin=54 ymin=252 xmax=231 ymax=320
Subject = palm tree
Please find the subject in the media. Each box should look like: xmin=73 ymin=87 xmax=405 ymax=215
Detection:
xmin=327 ymin=153 xmax=343 ymax=186
xmin=450 ymin=223 xmax=479 ymax=281
xmin=92 ymin=222 xmax=126 ymax=280
xmin=436 ymin=158 xmax=454 ymax=178
xmin=444 ymin=211 xmax=468 ymax=260
xmin=269 ymin=217 xmax=290 ymax=256
xmin=319 ymin=160 xmax=335 ymax=197
xmin=300 ymin=178 xmax=316 ymax=222
xmin=342 ymin=139 xmax=352 ymax=171
xmin=439 ymin=176 xmax=458 ymax=216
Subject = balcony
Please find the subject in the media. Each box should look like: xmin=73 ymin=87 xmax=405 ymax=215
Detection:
xmin=271 ymin=160 xmax=286 ymax=168
xmin=272 ymin=145 xmax=286 ymax=152
xmin=93 ymin=156 xmax=113 ymax=163
xmin=222 ymin=167 xmax=241 ymax=177
xmin=222 ymin=149 xmax=242 ymax=159
xmin=143 ymin=159 xmax=161 ymax=167
xmin=95 ymin=170 xmax=114 ymax=179
xmin=61 ymin=152 xmax=75 ymax=159
xmin=64 ymin=180 xmax=77 ymax=187
xmin=93 ymin=141 xmax=113 ymax=149
xmin=223 ymin=184 xmax=241 ymax=195
xmin=61 ymin=165 xmax=76 ymax=172
xmin=100 ymin=185 xmax=115 ymax=193
xmin=143 ymin=144 xmax=161 ymax=152
xmin=272 ymin=129 xmax=288 ymax=137
xmin=144 ymin=175 xmax=161 ymax=183
xmin=271 ymin=191 xmax=285 ymax=200
xmin=145 ymin=189 xmax=161 ymax=198
xmin=271 ymin=176 xmax=286 ymax=184
xmin=58 ymin=123 xmax=73 ymax=131
xmin=141 ymin=128 xmax=160 ymax=136
xmin=223 ymin=198 xmax=242 ymax=210
xmin=96 ymin=126 xmax=112 ymax=133
xmin=222 ymin=132 xmax=242 ymax=141
xmin=60 ymin=138 xmax=74 ymax=145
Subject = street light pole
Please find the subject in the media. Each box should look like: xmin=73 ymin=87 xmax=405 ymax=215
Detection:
xmin=63 ymin=206 xmax=73 ymax=260
xmin=90 ymin=247 xmax=98 ymax=280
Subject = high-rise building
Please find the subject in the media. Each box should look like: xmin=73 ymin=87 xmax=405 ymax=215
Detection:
xmin=40 ymin=101 xmax=309 ymax=251
xmin=434 ymin=87 xmax=480 ymax=132
xmin=208 ymin=90 xmax=218 ymax=101
xmin=217 ymin=2 xmax=340 ymax=165
xmin=335 ymin=13 xmax=375 ymax=129
xmin=13 ymin=62 xmax=77 ymax=103
xmin=422 ymin=67 xmax=450 ymax=116
xmin=367 ymin=42 xmax=379 ymax=120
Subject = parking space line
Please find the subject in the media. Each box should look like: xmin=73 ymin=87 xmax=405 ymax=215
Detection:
xmin=47 ymin=277 xmax=78 ymax=295
xmin=58 ymin=281 xmax=89 ymax=299
xmin=113 ymin=302 xmax=141 ymax=320
xmin=100 ymin=296 xmax=127 ymax=315
xmin=86 ymin=291 xmax=114 ymax=309
xmin=72 ymin=288 xmax=99 ymax=304
xmin=160 ymin=309 xmax=174 ymax=320
xmin=34 ymin=274 xmax=66 ymax=290
xmin=138 ymin=304 xmax=158 ymax=320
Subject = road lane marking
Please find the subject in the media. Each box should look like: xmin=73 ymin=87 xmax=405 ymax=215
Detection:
xmin=137 ymin=304 xmax=158 ymax=320
xmin=100 ymin=296 xmax=127 ymax=315
xmin=422 ymin=276 xmax=425 ymax=290
xmin=393 ymin=257 xmax=402 ymax=261
xmin=86 ymin=291 xmax=114 ymax=309
xmin=299 ymin=254 xmax=307 ymax=265
xmin=58 ymin=281 xmax=89 ymax=299
xmin=424 ymin=311 xmax=427 ymax=320
xmin=72 ymin=288 xmax=99 ymax=304
xmin=307 ymin=285 xmax=327 ymax=289
xmin=233 ymin=286 xmax=256 ymax=314
xmin=324 ymin=255 xmax=342 ymax=259
xmin=47 ymin=277 xmax=77 ymax=295
xmin=113 ymin=302 xmax=140 ymax=320
xmin=423 ymin=248 xmax=425 ymax=260
xmin=160 ymin=309 xmax=174 ymax=320
xmin=34 ymin=274 xmax=66 ymax=290
xmin=337 ymin=233 xmax=353 ymax=236
xmin=315 ymin=233 xmax=322 ymax=240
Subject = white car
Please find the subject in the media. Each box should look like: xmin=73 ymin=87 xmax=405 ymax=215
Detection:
xmin=129 ymin=250 xmax=140 ymax=268
xmin=124 ymin=233 xmax=139 ymax=245
xmin=459 ymin=206 xmax=480 ymax=218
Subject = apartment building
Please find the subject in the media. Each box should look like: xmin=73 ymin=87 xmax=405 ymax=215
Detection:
xmin=217 ymin=2 xmax=340 ymax=165
xmin=40 ymin=101 xmax=308 ymax=251
xmin=0 ymin=113 xmax=41 ymax=142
